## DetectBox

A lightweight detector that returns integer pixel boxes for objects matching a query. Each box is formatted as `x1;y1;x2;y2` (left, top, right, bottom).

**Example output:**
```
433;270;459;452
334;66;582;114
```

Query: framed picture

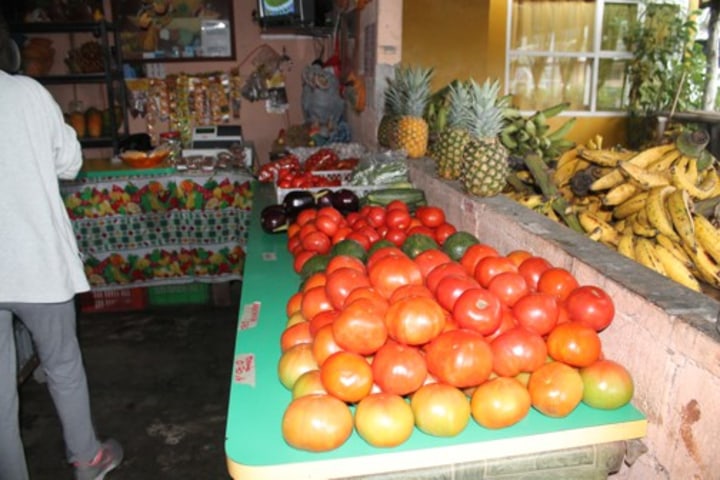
113;0;236;62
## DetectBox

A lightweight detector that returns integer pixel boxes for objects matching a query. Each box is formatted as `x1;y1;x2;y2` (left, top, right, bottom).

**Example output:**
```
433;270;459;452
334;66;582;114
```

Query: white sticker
233;353;256;386
262;252;277;261
239;301;260;330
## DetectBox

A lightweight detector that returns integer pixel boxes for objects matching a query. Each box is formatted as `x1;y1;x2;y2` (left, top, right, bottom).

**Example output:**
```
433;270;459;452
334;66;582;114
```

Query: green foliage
623;2;706;116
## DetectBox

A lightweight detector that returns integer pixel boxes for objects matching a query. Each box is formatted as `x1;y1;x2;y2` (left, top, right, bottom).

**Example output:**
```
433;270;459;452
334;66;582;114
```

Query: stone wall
408;158;720;480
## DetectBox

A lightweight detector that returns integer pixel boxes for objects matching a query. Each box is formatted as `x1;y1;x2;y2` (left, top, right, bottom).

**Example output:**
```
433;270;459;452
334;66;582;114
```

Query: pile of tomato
278;199;635;453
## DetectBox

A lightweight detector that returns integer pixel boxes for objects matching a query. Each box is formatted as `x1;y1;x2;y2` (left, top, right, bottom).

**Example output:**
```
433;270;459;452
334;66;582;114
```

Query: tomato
302;272;327;292
564;285;615;332
388;284;434;304
355;393;415;448
470;377;531;429
293;250;317;274
345;230;372;251
474;255;518;288
434;222;457;246
384;227;408;247
316;206;343;224
312;324;344;366
291;370;327;398
460;243;500;276
286;291;303;316
490;326;547;377
325;254;366;275
517;256;553;291
528;361;584;418
280;321;313;352
487;271;530;307
546;321;602;368
506;249;533;267
452;287;503;335
282;394;353;452
365;245;405;271
314;214;340;237
385;208;412;230
580;359;634;410
424;329;493;388
406;225;436;239
343;286;389;314
278;343;319;390
434;274;480;312
287;233;302;255
425;262;469;294
368;254;423;299
324;267;371;310
485;306;518;342
356;225;381;245
371;340;428;396
385;295;446;346
364;205;387;228
300;285;334;323
295;208;317;227
512;292;559;336
415;205;446;228
332;298;388;356
386;199;409;212
320;351;374;403
537;267;579;301
411;383;471;437
308;309;339;337
286;311;305;328
331;226;353;244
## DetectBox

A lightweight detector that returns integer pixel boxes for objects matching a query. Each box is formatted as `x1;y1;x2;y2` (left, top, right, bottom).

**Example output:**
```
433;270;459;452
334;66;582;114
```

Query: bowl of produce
119;147;170;169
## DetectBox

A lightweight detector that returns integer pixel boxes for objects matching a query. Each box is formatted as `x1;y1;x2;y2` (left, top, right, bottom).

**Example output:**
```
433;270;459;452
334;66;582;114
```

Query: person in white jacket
0;14;122;480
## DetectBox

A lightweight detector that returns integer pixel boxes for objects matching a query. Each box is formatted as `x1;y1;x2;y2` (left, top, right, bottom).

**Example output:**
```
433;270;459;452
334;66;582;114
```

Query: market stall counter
225;183;647;480
59;158;253;290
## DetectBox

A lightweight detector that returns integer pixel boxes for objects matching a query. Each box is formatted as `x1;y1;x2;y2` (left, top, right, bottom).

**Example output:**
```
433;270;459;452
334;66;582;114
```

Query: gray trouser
0;300;101;480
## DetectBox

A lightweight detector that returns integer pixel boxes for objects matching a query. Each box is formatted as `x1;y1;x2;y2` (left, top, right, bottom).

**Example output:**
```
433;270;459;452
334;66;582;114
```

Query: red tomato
485;306;518;342
413;248;452;277
511;292;559;336
528;362;584;418
366;246;405;271
460;243;501;276
537;267;579;301
364;205;387;228
286;291;303;317
314;214;339;237
415;206;446;228
546;321;602;368
280;321;313;352
580;359;634;409
308;309;339;337
287;233;302;255
425;262;469;294
301;272;327;293
386;199;409;212
517;256;553;291
434;274;480;312
316;206;343;223
487;271;530;307
564;285;615;332
451;287;503;335
434;222;457;246
357;225;381;245
384;227;408;247
293;250;317;274
343;286;389;313
325;267;371;310
368;254;423;299
424;329;493;388
474;255;518;288
325;254;366;275
388;284;434;304
332;298;388;356
410;383;471;437
354;393;415;448
300;285;334;323
320;351;374;403
490;326;548;377
331;226;353;244
385;295;446;346
295;208;317;226
371;340;428;396
278;343;319;390
470;377;531;429
406;225;436;239
282;394;353;452
312;324;344;366
385;208;412;230
345;230;372;251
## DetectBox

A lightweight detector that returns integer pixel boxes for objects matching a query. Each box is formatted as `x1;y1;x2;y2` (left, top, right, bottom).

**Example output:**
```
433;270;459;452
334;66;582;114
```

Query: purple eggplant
282;191;316;219
260;204;289;234
331;189;360;214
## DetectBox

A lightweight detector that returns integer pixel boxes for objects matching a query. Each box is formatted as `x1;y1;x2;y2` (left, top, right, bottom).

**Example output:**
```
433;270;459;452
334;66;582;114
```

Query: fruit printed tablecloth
60;171;252;288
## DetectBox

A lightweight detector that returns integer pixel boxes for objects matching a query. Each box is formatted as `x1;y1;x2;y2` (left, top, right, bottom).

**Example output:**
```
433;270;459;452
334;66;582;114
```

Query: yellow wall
401;0;629;147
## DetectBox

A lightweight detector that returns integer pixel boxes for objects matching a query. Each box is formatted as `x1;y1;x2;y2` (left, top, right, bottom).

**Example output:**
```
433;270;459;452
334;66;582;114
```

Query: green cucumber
364;188;427;209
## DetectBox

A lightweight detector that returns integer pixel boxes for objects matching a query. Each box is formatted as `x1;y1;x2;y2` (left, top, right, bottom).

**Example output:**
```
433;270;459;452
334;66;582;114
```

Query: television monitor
257;0;333;29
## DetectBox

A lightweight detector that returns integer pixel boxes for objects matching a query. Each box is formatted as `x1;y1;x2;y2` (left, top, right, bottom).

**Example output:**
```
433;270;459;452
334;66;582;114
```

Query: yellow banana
666;188;697;252
590;168;625;191
626;143;678;169
656;233;693;267
646;148;683;173
670;159;718;200
644;185;680;242
693;213;720;264
512;193;546;210
616;230;636;260
629;209;658;238
553;155;589;187
685;156;699;185
603;182;641;206
653;241;702;292
618;161;672;189
578;210;620;246
685;243;720;289
578;148;635;167
634;237;666;276
612;191;650;220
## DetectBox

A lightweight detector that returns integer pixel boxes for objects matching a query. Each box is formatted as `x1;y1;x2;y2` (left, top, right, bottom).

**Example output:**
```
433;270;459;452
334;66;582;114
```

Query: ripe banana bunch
499;102;577;161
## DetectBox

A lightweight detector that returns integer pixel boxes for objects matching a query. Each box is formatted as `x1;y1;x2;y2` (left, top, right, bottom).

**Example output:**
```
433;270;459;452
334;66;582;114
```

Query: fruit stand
224;183;647;480
59;159;253;290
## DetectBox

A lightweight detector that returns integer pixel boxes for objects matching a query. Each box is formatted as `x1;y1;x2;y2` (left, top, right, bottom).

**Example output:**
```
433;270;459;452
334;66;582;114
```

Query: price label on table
233;353;255;387
239;301;260;331
261;252;277;261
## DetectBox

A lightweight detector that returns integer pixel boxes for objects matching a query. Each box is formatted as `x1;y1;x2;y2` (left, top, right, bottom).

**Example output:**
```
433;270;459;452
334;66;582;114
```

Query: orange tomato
355;393;415;448
280;321;312;352
320;351;374;403
300;285;333;322
332;298;388;356
368;254;423;299
470;377;531;429
546;321;602;368
527;361;584;418
282;394;353;452
312;323;344;366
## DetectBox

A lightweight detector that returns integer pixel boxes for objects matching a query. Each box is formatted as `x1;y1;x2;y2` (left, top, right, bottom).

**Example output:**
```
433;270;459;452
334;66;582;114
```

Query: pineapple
389;65;434;158
460;79;510;197
377;73;404;148
435;80;474;180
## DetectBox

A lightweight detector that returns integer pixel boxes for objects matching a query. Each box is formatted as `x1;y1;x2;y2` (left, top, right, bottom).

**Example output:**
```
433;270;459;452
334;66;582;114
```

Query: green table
225;184;647;480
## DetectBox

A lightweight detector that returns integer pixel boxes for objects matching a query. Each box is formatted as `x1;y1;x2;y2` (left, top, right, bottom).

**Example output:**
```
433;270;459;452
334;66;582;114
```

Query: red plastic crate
78;288;147;314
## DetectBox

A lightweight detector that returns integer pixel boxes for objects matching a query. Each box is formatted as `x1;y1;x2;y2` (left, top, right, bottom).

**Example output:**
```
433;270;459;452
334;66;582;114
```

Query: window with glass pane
507;0;637;114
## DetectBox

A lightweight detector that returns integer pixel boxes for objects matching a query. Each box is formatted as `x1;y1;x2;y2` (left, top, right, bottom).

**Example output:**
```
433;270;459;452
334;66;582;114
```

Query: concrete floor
18;294;240;480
